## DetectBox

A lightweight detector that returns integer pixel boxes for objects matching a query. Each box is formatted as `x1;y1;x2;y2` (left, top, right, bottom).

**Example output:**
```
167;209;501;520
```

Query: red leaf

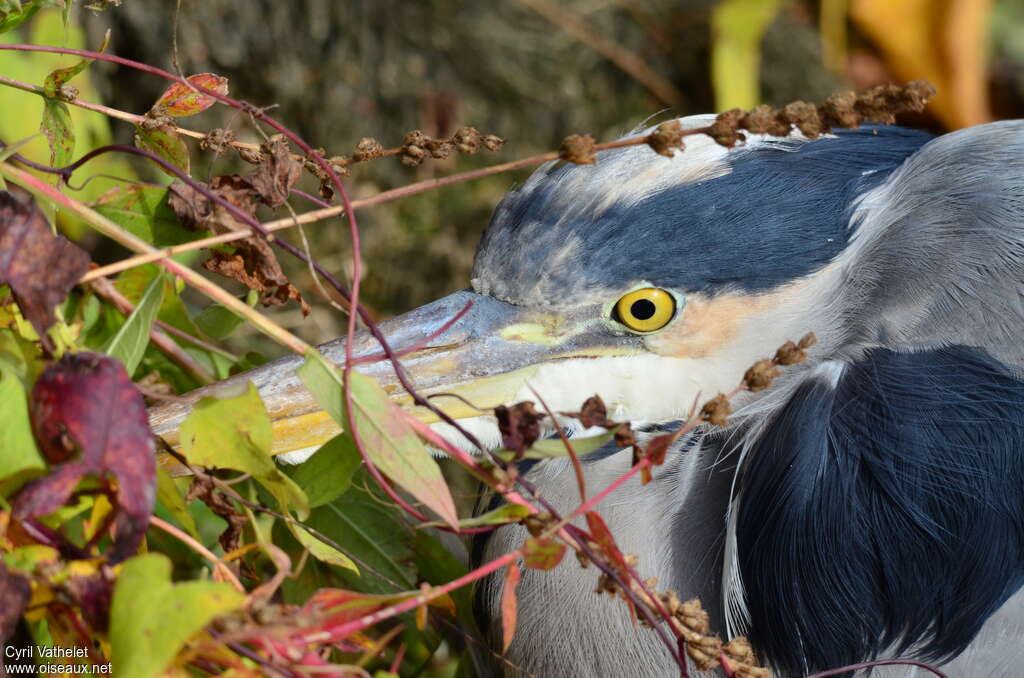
501;562;521;652
0;563;30;674
153;73;229;117
0;188;90;353
585;511;630;575
15;353;155;563
522;537;566;570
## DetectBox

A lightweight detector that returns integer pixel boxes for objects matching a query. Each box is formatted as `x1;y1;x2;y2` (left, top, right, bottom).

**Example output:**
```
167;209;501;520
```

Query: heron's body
151;116;1024;677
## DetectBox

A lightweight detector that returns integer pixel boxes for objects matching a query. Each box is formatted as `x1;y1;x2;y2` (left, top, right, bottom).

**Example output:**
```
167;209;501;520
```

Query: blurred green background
4;0;1024;365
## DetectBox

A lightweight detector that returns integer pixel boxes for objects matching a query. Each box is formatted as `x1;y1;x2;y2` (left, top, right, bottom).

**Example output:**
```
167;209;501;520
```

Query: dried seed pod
559;134;597;164
744;359;780;392
482;134;505;152
238;146;263;164
647;120;685;157
773;340;806;366
453;126;482;154
798;331;818;349
199;128;236;154
700;393;732;427
352;137;384;162
707;108;746;147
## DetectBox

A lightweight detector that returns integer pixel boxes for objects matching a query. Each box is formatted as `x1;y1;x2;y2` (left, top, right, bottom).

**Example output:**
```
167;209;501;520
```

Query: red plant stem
567;459;649;521
532;388;589;503
806;659;950;678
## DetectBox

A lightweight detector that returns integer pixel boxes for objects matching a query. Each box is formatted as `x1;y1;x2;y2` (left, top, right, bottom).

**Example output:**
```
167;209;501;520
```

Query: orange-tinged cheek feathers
644;292;773;359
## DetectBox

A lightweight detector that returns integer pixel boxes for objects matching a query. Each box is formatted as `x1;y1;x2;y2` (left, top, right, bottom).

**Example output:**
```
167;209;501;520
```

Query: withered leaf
15;352;155;563
0;187;90;353
562;395;615;428
168;177;308;315
185;474;247;554
0;563;30;671
247;135;302;207
495;402;546;456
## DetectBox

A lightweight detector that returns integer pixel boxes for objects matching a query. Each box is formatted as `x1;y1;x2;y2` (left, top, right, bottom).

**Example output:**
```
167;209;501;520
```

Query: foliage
0;2;1008;677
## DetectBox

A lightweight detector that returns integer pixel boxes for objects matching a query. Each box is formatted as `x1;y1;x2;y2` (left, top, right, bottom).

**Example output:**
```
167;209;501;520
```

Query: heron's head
150;116;940;461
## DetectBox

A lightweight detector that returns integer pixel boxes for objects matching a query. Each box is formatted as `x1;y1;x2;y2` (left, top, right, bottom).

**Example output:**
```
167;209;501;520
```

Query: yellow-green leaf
289;523;358;572
0;364;45;494
101;270;164;376
154;466;198;539
91;184;207;247
710;0;785;110
39;98;73;169
134;123;190;177
179;381;309;519
422;502;529;530
296;352;458;528
110;553;244;678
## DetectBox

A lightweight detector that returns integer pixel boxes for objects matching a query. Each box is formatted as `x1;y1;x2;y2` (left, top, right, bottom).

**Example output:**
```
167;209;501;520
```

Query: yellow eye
614;288;676;332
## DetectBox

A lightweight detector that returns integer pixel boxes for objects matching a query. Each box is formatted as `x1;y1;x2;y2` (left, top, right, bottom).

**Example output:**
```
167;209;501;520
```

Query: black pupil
630;298;657;321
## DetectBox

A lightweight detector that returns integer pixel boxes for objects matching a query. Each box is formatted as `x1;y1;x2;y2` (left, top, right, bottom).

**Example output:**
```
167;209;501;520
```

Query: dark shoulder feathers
736;346;1024;676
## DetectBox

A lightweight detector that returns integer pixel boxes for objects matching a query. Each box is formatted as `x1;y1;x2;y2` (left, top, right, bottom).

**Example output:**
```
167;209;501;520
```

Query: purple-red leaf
501;562;521;652
0;562;30;675
0;187;90;353
152;73;229;117
15;352;155;563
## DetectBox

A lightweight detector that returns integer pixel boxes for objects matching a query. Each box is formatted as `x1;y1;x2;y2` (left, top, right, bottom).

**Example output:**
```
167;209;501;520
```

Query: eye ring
614;288;676;333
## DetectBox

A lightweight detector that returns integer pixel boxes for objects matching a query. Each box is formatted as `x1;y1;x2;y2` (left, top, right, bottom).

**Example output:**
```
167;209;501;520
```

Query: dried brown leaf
495;402;546;456
0;187;90;353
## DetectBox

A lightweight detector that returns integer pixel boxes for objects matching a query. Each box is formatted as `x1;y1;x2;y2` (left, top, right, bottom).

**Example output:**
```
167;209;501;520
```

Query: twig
149;515;245;592
516;0;686;110
0;161;311;355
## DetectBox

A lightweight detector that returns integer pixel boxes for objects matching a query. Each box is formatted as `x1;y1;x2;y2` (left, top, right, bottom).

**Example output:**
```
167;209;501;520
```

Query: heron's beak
149;289;633;466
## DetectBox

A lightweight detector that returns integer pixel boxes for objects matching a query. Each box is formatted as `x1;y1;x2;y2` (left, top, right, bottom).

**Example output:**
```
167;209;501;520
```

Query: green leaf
285;433;361;508
193;303;244;340
422;502;529;530
0;365;45;495
179;381;309;519
0;0;57;34
110;553;244;678
295;472;418;593
134;123;190;177
154;466;198;539
91;184;207;247
40;98;73;169
297;352;458;528
289;522;358;572
101;271;165;375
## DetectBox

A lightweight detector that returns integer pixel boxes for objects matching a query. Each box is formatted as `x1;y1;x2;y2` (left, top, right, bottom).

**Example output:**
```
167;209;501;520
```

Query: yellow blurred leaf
851;0;993;129
710;0;786;110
